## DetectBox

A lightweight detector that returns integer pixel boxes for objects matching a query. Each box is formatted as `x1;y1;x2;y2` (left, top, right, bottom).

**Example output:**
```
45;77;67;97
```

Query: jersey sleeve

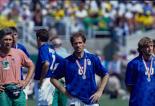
93;55;108;77
39;46;50;63
18;50;33;67
51;59;66;79
125;61;137;86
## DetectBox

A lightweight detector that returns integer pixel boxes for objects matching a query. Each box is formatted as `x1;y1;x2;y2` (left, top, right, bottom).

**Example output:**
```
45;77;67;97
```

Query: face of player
0;34;13;50
142;43;154;57
72;36;85;55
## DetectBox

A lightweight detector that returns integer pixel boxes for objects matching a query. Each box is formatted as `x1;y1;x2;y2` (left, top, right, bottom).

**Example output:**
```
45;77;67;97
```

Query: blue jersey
34;43;63;80
51;52;108;104
15;43;30;80
125;55;155;106
16;43;30;57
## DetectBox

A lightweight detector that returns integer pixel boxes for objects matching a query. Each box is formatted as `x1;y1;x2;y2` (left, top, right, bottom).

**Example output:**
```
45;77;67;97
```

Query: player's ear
84;43;86;47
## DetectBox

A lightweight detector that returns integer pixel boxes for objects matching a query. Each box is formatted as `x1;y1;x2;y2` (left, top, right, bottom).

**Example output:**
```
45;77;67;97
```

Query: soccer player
0;28;34;106
50;32;109;106
34;29;60;106
125;37;155;106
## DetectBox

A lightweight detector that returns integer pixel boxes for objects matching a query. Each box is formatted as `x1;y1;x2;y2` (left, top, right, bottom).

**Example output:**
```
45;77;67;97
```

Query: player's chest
0;56;21;71
67;58;93;74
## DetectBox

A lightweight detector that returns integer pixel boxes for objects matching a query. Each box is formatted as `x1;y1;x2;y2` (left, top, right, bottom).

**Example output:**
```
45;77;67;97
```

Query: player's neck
0;47;11;55
74;51;84;59
39;42;47;47
143;55;152;61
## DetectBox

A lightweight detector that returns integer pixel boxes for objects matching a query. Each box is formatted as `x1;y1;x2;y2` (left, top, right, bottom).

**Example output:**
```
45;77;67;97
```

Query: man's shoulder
39;44;55;53
85;52;99;60
9;48;27;59
11;48;25;54
128;56;141;65
65;54;72;60
11;48;22;52
39;43;49;49
85;52;95;56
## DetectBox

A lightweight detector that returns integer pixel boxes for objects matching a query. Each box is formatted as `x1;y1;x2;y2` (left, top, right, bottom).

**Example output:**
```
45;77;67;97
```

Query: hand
17;80;28;89
89;90;102;103
0;84;4;92
64;90;73;98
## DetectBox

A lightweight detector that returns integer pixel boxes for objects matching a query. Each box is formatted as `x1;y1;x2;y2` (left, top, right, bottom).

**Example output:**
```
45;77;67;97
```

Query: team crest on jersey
2;60;10;70
87;59;91;65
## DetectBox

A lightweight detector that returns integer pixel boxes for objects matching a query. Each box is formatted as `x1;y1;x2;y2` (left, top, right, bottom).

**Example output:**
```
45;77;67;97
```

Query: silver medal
142;56;153;82
82;74;86;79
147;77;151;82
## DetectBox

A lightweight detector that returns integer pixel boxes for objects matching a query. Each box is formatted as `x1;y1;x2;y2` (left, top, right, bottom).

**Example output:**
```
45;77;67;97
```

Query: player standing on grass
34;29;60;106
50;32;109;106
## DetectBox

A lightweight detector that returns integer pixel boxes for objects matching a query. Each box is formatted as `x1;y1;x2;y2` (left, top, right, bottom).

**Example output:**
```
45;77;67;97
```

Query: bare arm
18;62;35;89
24;63;35;86
90;74;109;103
39;61;50;86
50;78;71;97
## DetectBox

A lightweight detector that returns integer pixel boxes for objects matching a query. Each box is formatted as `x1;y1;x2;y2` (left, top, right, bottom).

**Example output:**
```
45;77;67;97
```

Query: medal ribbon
142;56;153;81
76;59;87;76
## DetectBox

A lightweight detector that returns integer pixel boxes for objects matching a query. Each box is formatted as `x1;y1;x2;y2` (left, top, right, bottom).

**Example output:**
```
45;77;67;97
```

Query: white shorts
34;78;55;106
23;80;34;100
67;98;99;106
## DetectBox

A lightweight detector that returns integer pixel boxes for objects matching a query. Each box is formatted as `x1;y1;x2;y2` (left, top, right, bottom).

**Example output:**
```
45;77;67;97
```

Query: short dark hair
70;31;86;45
36;29;49;42
0;28;13;40
137;37;153;54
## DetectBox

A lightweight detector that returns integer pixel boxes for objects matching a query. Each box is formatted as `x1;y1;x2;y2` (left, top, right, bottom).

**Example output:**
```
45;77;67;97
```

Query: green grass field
27;94;128;106
99;95;128;106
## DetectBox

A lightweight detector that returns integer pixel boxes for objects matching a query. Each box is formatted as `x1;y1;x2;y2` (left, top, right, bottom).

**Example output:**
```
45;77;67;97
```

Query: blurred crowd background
1;0;155;105
1;0;155;37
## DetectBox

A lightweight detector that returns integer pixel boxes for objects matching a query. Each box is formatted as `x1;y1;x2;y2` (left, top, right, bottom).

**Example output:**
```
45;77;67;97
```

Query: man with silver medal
50;32;109;106
125;37;155;106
